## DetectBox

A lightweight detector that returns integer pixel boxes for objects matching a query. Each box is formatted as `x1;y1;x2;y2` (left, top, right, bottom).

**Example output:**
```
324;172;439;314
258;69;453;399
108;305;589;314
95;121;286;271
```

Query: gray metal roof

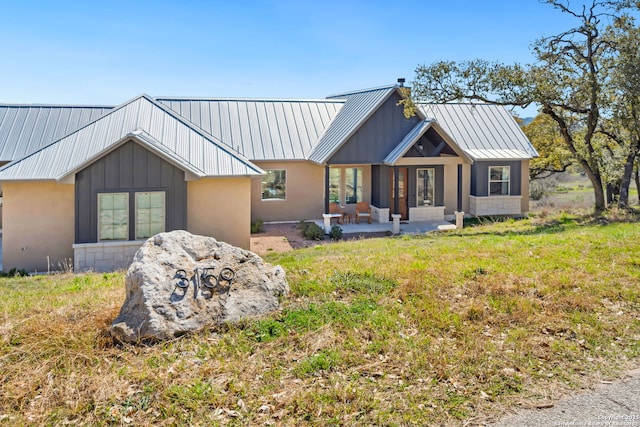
307;86;397;164
0;95;263;181
383;120;433;165
0;104;112;162
383;120;471;165
156;98;343;161
420;103;538;160
463;148;533;160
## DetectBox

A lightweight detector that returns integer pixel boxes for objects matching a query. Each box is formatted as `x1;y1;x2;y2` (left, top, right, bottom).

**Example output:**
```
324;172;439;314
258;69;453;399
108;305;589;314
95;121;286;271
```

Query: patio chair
355;201;372;224
329;202;344;224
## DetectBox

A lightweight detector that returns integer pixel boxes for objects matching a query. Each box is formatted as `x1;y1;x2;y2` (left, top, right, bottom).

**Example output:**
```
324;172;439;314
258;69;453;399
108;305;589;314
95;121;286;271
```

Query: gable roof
420;103;538;160
0;104;112;162
0;87;538;178
307;86;401;164
383;120;472;165
0;95;263;181
156;98;343;161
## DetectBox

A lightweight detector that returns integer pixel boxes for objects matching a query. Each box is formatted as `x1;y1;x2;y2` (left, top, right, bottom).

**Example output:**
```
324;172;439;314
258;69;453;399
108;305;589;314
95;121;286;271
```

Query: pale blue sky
0;1;580;115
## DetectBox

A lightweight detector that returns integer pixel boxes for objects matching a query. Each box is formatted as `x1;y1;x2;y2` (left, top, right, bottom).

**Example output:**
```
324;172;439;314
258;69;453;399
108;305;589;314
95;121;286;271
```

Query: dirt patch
250;223;320;255
250;222;389;256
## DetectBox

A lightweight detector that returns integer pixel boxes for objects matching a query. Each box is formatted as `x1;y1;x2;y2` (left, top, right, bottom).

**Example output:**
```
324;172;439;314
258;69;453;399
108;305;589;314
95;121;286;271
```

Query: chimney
397;77;406;87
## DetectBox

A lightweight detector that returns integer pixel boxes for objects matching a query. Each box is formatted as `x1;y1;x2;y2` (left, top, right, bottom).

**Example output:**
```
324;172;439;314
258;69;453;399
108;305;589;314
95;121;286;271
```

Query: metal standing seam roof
307;86;398;164
0;104;113;162
156;98;344;161
0;95;263;181
420;103;538;160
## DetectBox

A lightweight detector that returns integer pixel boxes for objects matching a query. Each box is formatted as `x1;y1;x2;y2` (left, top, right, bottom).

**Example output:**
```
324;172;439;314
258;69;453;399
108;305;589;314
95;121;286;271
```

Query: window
135;192;166;240
329;167;364;204
417;168;435;206
345;167;363;204
489;166;510;196
329;168;341;203
262;170;286;200
98;191;166;241
98;193;129;240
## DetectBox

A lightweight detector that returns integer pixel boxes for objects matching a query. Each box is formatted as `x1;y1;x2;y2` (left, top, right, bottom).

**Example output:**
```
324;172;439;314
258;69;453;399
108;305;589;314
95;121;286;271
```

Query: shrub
329;224;343;241
529;177;558;201
300;221;324;241
0;268;29;278
250;219;264;234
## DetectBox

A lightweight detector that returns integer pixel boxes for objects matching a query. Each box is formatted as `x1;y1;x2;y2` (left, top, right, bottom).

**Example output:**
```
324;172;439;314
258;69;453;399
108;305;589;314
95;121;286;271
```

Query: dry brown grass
1;216;640;425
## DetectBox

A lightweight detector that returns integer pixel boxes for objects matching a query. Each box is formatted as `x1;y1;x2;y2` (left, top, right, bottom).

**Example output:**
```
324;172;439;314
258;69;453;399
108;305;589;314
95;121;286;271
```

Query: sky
0;1;587;116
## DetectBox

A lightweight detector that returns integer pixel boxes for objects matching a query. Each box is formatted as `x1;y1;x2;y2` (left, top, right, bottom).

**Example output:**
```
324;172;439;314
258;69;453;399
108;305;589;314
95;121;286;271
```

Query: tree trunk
617;151;637;208
574;157;606;212
635;161;640;206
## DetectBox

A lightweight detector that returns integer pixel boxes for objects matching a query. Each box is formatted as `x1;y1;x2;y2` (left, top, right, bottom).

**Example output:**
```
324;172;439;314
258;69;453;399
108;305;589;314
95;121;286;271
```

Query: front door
390;167;408;219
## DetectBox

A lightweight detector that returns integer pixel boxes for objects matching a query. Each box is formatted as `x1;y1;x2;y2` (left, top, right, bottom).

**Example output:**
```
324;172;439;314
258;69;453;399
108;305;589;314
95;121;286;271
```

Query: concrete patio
315;219;457;235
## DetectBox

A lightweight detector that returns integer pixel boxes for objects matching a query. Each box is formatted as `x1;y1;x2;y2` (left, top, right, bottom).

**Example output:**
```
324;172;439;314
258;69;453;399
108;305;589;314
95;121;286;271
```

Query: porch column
324;165;330;213
457;164;463;212
393;166;400;215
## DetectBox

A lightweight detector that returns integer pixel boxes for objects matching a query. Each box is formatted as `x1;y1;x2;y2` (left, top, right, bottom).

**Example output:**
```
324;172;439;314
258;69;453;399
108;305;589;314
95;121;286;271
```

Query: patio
250;219;459;256
315;219;457;235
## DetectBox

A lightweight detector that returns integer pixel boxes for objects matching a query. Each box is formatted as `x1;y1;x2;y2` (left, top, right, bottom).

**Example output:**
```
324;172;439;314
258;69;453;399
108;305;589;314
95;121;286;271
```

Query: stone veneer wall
409;206;446;222
469;195;522;216
73;241;144;272
371;205;390;223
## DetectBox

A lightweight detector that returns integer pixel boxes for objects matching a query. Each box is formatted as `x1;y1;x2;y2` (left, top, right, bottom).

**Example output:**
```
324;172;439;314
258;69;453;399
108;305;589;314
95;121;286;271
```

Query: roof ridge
418;102;495;106
0;103;114;108
325;84;398;99
155;97;344;103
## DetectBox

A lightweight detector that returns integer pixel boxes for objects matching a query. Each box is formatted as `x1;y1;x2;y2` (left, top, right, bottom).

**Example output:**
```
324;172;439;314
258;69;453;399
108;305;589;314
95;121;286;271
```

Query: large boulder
110;230;288;343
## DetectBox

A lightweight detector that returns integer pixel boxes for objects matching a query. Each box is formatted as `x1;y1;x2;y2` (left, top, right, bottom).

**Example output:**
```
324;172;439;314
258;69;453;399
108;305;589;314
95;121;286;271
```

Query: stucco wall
187;177;251;248
251;161;325;222
3;181;75;272
521;160;530;213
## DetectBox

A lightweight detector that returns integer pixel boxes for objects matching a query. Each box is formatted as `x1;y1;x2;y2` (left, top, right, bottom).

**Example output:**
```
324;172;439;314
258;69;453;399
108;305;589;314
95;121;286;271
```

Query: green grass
1;214;640;425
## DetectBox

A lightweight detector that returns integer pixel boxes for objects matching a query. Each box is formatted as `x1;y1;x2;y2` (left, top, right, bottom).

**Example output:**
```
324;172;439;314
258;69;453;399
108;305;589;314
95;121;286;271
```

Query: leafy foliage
299;220;324;241
329;224;343;241
411;0;640;212
523;114;574;179
250;218;264;233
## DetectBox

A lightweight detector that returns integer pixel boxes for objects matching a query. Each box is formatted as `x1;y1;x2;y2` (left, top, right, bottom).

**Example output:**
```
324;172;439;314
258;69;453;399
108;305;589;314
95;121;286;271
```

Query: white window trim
261;169;287;201
416;167;436;207
98;192;129;242
135;191;166;240
489;166;511;196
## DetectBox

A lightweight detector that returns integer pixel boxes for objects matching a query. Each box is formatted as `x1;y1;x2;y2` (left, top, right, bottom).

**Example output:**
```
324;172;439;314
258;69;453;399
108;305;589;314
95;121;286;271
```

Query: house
0;83;537;273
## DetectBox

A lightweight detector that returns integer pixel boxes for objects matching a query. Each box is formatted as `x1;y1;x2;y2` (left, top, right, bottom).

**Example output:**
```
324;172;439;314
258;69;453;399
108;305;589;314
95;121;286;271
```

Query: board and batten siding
328;93;421;165
470;161;522;197
75;140;187;243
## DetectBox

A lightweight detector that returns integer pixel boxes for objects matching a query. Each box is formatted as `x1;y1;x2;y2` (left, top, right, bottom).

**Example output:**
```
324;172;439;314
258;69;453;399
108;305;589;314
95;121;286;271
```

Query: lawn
1;214;639;426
